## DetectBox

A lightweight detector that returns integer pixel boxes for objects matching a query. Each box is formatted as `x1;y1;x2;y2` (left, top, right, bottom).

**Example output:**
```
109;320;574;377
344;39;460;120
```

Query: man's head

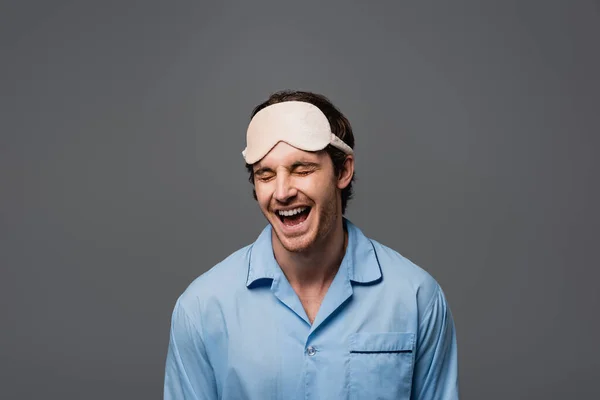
243;90;356;253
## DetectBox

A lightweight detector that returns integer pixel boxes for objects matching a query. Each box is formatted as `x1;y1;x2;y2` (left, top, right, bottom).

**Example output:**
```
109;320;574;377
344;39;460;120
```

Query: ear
337;155;354;190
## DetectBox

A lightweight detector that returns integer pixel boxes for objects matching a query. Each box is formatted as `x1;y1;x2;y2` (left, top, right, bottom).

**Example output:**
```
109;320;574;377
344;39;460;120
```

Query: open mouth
277;206;311;227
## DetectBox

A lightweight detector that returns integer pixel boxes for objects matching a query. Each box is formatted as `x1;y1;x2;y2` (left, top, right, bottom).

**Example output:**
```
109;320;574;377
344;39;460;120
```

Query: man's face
252;142;347;253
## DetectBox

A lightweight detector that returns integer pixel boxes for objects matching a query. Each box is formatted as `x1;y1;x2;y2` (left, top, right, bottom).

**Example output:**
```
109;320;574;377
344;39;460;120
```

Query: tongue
283;210;309;226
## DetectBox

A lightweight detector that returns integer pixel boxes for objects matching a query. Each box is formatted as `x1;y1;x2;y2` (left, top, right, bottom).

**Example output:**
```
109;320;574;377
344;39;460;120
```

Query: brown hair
245;90;356;214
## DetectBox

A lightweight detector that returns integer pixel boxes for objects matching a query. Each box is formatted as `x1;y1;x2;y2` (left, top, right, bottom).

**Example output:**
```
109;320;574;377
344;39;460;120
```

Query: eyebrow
253;161;320;175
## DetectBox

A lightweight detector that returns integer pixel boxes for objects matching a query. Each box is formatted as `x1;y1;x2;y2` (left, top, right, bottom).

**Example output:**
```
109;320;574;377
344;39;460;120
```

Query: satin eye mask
242;101;354;164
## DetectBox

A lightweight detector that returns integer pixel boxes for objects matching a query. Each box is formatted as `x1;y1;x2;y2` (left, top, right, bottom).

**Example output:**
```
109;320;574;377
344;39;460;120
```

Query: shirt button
306;346;317;356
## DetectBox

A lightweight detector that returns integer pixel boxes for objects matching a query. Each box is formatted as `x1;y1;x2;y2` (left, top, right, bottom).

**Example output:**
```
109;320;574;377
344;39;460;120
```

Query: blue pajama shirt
164;219;459;399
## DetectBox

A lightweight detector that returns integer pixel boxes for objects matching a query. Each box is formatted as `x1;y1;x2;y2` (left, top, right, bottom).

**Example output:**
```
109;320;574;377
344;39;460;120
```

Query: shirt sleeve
164;299;218;400
411;285;459;400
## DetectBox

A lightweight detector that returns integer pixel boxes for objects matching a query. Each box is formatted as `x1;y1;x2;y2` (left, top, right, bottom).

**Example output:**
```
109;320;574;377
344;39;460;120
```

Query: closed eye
256;174;275;182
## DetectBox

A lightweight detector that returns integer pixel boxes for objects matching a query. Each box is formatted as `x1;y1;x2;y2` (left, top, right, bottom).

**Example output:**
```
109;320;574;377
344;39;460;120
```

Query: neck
272;218;347;289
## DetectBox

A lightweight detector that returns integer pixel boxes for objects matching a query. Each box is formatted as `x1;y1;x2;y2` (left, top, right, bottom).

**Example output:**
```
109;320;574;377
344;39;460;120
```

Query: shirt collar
343;219;382;283
246;224;281;287
246;218;381;287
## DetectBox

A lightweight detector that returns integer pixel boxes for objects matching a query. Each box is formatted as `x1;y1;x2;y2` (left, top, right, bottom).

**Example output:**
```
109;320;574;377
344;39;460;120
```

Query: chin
271;219;318;253
278;236;314;253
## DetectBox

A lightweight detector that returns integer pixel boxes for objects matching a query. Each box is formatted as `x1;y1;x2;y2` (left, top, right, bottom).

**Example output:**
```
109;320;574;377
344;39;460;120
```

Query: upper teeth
278;207;307;217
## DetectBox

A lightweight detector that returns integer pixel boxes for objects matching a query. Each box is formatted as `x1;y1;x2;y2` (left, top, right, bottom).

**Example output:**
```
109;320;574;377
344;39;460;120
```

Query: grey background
1;1;599;399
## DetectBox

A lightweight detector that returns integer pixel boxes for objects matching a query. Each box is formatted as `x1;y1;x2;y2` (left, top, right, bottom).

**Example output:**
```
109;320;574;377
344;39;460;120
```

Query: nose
273;173;297;203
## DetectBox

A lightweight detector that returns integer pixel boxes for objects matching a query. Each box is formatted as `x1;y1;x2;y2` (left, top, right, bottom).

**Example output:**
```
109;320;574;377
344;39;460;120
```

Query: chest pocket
347;332;416;400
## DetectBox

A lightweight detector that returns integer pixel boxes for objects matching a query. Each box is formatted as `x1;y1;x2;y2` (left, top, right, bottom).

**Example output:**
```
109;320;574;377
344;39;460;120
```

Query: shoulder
369;238;444;317
370;239;439;289
176;244;253;313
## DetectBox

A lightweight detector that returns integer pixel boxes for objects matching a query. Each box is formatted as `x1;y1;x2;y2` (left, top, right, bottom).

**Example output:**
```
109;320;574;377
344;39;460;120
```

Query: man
164;90;459;399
